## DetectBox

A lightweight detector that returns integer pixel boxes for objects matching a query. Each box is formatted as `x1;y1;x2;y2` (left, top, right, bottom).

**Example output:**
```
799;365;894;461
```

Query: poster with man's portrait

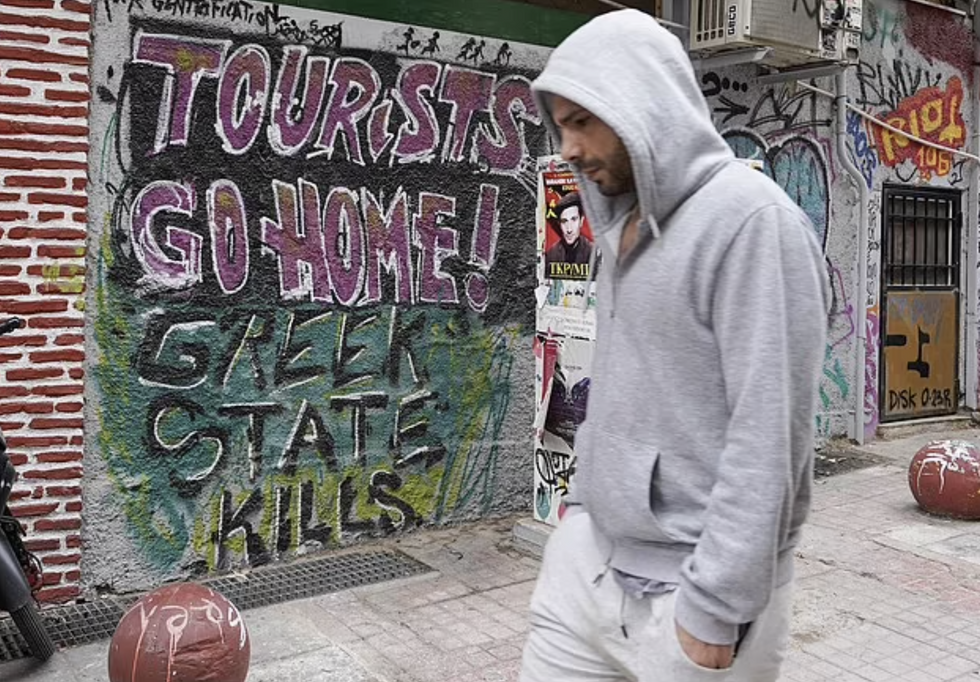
541;171;597;281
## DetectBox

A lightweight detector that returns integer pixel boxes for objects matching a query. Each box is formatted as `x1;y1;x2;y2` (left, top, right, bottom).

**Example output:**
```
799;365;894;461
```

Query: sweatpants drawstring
591;549;628;638
619;589;628;639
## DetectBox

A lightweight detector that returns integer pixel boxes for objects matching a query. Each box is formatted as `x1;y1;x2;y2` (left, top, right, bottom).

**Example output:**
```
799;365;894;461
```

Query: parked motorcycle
0;317;55;661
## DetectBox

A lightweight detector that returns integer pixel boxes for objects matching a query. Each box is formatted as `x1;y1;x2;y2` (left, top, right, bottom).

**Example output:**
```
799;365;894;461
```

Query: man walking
521;9;829;682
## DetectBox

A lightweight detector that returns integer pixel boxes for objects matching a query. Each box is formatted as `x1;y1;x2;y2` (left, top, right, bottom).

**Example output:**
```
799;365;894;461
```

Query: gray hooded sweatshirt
531;10;830;645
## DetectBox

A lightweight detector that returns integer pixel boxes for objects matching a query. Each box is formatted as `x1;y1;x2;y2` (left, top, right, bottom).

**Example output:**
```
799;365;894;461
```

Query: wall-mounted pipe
834;70;871;445
965;10;980;413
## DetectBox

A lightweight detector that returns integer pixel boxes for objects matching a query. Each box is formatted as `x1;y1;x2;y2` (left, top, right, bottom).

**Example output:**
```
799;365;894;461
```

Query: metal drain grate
0;548;432;663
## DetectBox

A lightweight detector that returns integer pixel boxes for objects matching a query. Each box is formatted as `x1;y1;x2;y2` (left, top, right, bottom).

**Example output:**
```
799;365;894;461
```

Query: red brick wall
0;0;89;604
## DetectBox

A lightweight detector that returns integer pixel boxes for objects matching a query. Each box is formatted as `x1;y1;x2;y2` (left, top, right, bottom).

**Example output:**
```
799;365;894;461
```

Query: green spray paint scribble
94;263;517;572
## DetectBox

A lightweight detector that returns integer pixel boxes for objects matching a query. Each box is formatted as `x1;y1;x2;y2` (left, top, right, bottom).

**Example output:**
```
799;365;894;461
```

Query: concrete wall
701;0;974;444
0;0;90;603
84;2;553;591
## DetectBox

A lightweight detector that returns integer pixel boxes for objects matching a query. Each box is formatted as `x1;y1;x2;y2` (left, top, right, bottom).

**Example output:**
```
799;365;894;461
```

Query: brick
45;89;87;103
32;383;82;396
12;227;85;240
0;84;31;97
8;489;29;501
0;281;30;295
0;265;19;275
0;45;88;66
68;72;86;84
0;245;30;258
54;333;83;345
71;177;84;190
1;0;55;7
8;367;63;381
45;485;80;496
63;501;80;512
0;102;86;118
37;211;64;222
61;0;88;12
69;434;81;445
0;191;19;201
29;192;87;207
0;334;45;347
0;119;86;137
41;571;63;586
34;517;81;532
0;419;24;430
37;245;86;258
68;367;82;379
5;67;59;82
41;552;80;564
37;585;79;603
0;385;28;398
64;534;80;547
0;46;86;66
0;300;68;315
0;28;47;44
38;450;81;462
0;210;28;222
27;264;83;277
0;157;86;172
30;417;83;430
24;538;60;552
54;402;82;413
7;453;26;465
37;280;84;295
0;139;88;153
10;501;58;517
5;176;65;189
59;37;88;47
0;12;89;32
0;401;53;414
0;351;22;362
7;434;68;447
31;349;84;363
28;316;84;328
22;466;82;479
71;210;84;222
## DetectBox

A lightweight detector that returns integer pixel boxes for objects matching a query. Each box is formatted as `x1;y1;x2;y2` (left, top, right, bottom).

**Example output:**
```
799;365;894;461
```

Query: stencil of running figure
398;26;420;54
495;42;513;66
457;37;476;60
421;31;441;55
469;39;486;63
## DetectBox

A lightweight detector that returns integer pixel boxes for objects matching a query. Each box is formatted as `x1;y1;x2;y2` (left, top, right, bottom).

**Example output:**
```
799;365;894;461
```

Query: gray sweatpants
519;512;793;682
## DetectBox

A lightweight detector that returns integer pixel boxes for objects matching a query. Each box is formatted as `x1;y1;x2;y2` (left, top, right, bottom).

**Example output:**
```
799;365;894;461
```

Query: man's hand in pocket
675;622;735;670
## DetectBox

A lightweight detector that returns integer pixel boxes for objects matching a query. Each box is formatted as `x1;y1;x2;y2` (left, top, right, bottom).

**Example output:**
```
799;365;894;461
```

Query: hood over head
531;9;734;238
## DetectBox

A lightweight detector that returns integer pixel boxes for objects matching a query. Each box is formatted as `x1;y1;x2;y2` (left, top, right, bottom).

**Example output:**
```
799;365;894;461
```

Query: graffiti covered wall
701;0;973;443
86;1;550;589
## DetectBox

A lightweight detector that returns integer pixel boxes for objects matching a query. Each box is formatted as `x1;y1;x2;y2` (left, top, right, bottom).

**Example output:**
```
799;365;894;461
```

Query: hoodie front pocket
587;430;679;543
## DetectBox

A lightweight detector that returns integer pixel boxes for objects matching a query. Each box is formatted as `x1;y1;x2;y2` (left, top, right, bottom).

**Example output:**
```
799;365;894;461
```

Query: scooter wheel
11;602;55;661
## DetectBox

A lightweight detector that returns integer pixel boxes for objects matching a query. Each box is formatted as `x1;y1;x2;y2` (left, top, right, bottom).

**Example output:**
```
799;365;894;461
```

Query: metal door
880;186;961;422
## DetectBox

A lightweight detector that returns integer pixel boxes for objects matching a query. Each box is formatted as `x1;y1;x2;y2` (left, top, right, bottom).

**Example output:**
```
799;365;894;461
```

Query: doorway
880;186;961;422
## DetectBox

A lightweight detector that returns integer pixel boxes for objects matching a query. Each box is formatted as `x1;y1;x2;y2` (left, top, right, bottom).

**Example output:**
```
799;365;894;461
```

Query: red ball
908;440;980;520
108;583;250;682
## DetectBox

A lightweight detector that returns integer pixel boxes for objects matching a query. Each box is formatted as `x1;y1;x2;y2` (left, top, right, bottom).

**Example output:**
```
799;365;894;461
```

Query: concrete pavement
5;428;980;681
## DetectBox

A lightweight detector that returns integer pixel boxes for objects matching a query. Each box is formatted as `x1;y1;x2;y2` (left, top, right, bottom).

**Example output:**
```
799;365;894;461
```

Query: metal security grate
883;187;961;288
0;548;432;663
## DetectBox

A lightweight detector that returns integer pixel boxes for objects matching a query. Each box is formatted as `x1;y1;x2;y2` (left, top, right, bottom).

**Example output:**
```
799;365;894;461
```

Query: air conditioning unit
690;0;861;69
